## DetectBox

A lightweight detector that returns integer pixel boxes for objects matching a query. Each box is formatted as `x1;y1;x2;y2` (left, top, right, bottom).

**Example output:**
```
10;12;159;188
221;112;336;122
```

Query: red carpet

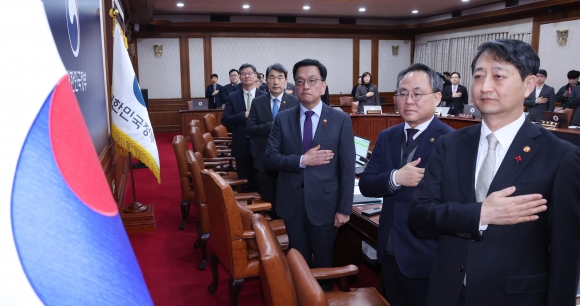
125;131;379;305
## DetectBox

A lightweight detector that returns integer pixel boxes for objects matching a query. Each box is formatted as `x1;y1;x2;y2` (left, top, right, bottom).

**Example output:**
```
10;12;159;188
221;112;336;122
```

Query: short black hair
292;59;327;81
229;69;239;76
471;39;539;81
568;70;580;79
361;72;372;84
451;72;461;78
239;63;257;74
266;63;288;79
210;73;218;79
443;72;451;77
537;69;547;77
396;63;444;93
258;73;264;79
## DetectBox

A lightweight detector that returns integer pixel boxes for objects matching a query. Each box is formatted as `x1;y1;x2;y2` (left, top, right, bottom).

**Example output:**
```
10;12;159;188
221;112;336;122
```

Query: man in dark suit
204;73;223;109
285;82;296;96
567;84;580;126
523;69;555;122
265;59;355;291
220;69;243;109
247;63;299;219
408;39;580;306
359;63;454;306
222;63;266;192
257;72;269;93
441;72;469;115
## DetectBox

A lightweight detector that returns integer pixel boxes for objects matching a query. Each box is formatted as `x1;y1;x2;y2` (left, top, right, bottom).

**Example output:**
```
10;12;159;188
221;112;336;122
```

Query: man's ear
523;75;537;97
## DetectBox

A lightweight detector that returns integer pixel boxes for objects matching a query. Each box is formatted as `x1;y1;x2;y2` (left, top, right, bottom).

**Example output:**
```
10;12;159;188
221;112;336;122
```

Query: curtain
413;32;532;102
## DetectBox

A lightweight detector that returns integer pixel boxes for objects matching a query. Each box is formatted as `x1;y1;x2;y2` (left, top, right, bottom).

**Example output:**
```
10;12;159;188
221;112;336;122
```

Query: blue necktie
272;98;279;119
303;111;314;153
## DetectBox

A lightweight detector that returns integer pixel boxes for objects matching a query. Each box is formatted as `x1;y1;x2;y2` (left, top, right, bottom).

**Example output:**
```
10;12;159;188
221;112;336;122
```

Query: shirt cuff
299;155;306;168
479;221;488;231
389;170;401;191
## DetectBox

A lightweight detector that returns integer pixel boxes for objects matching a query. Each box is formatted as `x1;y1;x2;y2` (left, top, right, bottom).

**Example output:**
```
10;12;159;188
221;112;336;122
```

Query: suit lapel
280;94;293;112
312;104;331;146
263;95;273;121
457;125;481;202
289;106;303;151
488;121;540;193
414;118;441;165
391;125;404;168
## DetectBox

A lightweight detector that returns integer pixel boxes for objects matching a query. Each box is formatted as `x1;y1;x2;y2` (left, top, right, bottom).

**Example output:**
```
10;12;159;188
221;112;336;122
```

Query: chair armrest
241;230;255;239
213;139;230;144
310;265;358;280
226;179;248;186
234;193;262;201
213;137;232;141
245;202;272;212
204;161;228;167
216;149;232;154
204;157;235;162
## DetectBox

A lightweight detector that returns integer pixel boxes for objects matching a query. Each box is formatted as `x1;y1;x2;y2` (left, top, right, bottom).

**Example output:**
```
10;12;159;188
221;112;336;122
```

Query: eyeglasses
536;75;546;78
295;78;322;87
395;92;437;102
268;76;285;81
240;72;255;77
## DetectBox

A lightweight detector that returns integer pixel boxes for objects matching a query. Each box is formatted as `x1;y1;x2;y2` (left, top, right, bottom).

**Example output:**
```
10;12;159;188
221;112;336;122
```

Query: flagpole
124;151;147;213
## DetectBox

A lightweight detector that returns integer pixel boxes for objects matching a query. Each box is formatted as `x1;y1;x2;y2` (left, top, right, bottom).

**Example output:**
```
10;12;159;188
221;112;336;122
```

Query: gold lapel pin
282;101;286;105
430;138;435;142
523;146;531;153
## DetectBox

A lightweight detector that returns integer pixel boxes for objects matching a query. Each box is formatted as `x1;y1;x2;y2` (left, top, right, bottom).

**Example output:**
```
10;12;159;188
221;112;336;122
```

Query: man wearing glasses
359;63;453;306
220;69;242;108
222;63;266;192
265;59;355;291
523;69;555;122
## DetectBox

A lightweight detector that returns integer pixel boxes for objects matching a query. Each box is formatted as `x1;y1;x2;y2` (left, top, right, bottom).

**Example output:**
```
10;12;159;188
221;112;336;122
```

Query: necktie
475;133;499;202
247;92;252;109
303;111;314;153
272;98;279;119
453;86;457;94
406;129;419;147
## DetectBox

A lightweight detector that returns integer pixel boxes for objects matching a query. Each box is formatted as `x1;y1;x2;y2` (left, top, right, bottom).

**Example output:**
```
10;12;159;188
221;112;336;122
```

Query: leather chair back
253;214;297;306
189;126;207;157
563;108;574;125
350;101;359;114
205;141;220;159
213;125;229;138
190;119;203;130
204;114;219;135
287;249;329;306
201;169;255;279
187;100;194;110
340;96;353;106
172;135;194;201
186;150;209;233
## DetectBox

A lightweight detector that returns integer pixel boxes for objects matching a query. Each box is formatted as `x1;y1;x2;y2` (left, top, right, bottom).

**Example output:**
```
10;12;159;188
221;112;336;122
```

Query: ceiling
151;0;507;19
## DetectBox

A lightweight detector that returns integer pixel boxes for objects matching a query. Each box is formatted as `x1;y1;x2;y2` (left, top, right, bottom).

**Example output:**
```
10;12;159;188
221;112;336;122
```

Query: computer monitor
354;135;371;164
363;105;382;114
435;107;450;117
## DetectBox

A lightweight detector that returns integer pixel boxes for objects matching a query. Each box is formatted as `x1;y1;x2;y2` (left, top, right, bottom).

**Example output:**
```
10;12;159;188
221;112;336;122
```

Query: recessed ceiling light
176;2;184;7
412;10;419;14
242;4;250;9
462;0;469;2
303;5;310;10
359;8;366;12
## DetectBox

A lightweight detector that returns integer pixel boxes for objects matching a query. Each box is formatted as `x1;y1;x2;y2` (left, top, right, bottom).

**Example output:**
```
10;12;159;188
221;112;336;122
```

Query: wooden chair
350;101;359;114
252;214;390;306
201;169;288;306
186;151;262;270
171;135;194;230
563;108;574;126
204;113;232;139
189;126;235;170
339;96;353;106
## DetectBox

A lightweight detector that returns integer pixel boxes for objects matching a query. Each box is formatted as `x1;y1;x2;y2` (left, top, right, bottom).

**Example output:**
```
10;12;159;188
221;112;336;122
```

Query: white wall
137;38;182;99
359;40;372;77
378;40;412;92
188;38;205;98
539;19;580;89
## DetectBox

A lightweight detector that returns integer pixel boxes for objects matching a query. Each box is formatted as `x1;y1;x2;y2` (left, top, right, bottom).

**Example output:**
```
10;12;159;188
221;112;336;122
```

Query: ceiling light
462;0;469;2
359;8;366;12
176;2;184;7
242;4;250;9
303;5;310;10
412;10;419;13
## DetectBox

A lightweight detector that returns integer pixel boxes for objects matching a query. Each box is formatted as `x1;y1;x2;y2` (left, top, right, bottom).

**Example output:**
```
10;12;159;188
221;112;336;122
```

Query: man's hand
480;186;547;226
301;145;333;167
394;158;424;187
366;92;374;97
285;89;293;95
213;89;219;96
334;213;350;227
245;109;250;118
535;97;548;104
452;92;462;98
564;91;570;98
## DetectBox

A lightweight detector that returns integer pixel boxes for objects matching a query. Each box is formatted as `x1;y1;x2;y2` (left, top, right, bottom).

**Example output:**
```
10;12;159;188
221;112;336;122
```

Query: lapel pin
515;156;522;163
430;138;435;142
282;101;286;106
323;119;327;126
523;146;530;153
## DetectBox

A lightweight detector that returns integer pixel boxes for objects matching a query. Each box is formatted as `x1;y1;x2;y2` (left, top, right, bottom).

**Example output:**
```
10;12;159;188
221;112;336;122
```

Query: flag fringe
111;124;161;184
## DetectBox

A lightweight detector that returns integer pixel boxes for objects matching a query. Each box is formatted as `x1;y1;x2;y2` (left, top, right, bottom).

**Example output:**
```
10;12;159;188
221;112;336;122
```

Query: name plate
540;120;560;128
366;110;382;114
458;113;474;119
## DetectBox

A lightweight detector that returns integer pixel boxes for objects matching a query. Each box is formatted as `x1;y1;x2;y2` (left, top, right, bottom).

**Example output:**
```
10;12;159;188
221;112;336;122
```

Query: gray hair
396;63;444;93
265;63;288;79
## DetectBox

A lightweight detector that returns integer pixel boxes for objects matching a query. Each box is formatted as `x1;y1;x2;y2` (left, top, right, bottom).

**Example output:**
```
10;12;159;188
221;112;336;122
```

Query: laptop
435;107;450;117
354;135;371;174
463;105;482;118
363;105;382;114
191;98;209;110
543;111;569;128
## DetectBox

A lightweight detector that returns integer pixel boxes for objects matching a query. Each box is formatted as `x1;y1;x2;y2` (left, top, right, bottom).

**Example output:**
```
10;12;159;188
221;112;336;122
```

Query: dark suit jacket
259;83;269;93
246;93;300;171
220;83;243;108
355;84;380;113
359;117;454;279
524;85;556;122
264;103;355;226
285;82;297;96
566;85;580;126
408;119;580;306
222;88;267;157
205;83;223;109
441;84;469;115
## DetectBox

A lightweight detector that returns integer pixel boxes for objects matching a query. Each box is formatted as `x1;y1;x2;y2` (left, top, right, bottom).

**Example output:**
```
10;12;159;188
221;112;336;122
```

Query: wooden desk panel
178;109;223;136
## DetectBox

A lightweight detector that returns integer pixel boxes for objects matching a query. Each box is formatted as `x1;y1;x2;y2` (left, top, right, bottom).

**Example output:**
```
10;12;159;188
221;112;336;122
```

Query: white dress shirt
243;87;257;109
535;85;544;100
270;93;283;112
